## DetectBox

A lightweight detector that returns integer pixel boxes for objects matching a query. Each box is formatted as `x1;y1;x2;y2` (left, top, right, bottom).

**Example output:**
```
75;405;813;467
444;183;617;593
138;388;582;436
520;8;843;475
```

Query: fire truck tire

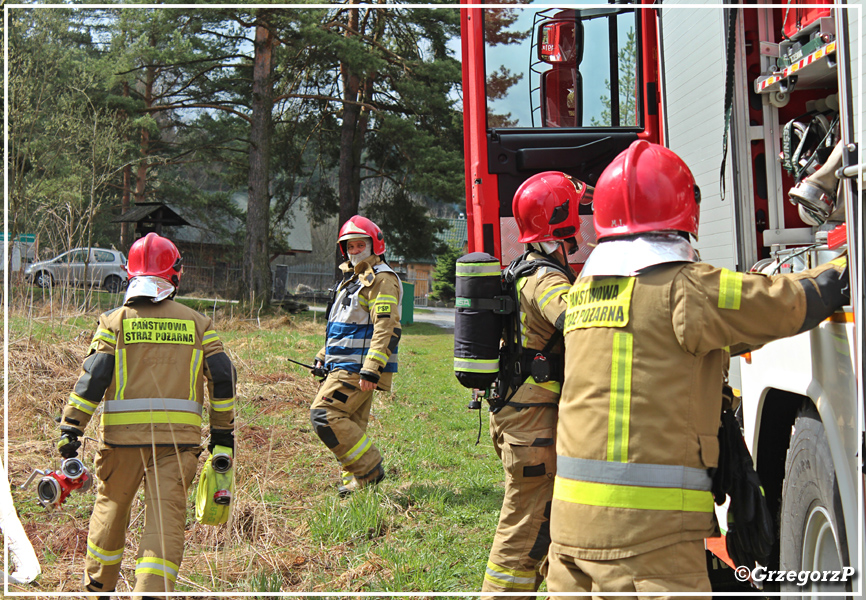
779;406;850;596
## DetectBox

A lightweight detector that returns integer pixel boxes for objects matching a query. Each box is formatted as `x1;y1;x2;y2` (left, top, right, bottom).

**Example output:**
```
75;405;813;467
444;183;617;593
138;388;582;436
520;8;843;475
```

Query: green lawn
7;302;504;594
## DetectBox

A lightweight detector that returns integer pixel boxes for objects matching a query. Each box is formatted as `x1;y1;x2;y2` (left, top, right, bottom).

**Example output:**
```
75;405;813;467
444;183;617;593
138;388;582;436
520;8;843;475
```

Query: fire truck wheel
779;406;850;595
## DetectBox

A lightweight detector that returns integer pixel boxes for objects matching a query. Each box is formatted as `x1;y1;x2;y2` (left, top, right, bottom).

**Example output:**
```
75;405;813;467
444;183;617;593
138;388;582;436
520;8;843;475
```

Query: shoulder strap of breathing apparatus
493;250;573;410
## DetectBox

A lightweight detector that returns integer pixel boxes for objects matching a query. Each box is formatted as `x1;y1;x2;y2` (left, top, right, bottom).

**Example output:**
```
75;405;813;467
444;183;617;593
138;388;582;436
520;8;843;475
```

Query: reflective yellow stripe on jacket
101;398;203;428
554;315;712;514
554;455;714;513
517;276;562;394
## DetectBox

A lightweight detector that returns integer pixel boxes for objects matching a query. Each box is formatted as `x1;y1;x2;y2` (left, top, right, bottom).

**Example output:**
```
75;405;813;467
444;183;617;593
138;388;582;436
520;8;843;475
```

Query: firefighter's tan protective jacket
552;259;846;560
60;299;235;447
315;254;402;391
511;251;574;394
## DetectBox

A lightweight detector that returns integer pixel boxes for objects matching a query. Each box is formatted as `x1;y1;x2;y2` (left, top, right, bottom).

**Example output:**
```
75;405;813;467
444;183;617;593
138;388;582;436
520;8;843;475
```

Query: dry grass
4;304;358;594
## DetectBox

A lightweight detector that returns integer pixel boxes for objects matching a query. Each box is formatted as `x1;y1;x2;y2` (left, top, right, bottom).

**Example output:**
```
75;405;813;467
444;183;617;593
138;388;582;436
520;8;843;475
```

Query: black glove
360;369;380;385
713;409;774;568
57;426;83;459
311;359;326;379
209;429;234;453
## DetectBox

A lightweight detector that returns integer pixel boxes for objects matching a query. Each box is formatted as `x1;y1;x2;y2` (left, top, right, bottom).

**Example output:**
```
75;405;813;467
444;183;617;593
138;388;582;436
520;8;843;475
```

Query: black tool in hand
287;357;327;378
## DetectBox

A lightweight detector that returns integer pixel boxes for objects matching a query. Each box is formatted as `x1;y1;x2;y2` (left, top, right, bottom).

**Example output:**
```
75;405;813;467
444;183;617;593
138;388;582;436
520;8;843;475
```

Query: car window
68;250;88;263
93;250;115;263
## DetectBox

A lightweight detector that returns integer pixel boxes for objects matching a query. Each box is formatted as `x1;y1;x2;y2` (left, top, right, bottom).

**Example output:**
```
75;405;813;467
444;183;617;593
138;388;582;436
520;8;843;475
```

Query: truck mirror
542;69;583;127
537;18;583;66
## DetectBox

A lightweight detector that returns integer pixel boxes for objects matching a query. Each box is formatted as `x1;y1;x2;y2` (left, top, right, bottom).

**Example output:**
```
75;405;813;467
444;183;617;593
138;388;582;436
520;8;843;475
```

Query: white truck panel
660;1;738;272
741;320;859;580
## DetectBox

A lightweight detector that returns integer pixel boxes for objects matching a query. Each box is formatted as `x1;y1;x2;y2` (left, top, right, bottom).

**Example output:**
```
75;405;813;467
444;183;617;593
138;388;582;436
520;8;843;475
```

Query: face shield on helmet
592;140;701;241
337;215;386;259
512;171;591;245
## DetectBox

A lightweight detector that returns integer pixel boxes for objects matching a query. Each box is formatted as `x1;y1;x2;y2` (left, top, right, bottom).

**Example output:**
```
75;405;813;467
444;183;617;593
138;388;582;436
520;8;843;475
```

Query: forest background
7;1;523;304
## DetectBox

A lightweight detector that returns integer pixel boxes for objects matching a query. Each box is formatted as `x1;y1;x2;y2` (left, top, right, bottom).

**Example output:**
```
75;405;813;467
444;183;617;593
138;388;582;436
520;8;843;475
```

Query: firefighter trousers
481;383;558;599
310;371;383;486
83;444;200;595
546;539;712;599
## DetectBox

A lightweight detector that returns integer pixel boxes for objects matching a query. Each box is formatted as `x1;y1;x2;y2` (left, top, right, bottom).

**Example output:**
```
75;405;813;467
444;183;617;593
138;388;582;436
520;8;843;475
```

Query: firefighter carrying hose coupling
481;172;590;599
56;232;237;597
309;215;402;497
545;140;849;597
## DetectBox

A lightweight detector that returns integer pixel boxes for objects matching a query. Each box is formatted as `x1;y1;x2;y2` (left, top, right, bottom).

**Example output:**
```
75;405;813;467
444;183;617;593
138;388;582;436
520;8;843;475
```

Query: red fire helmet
593;140;700;240
337;215;385;257
512;171;591;243
126;233;183;286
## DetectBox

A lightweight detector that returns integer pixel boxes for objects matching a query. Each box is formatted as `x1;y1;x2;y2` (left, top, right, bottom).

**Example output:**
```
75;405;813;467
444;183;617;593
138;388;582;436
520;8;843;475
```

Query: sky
482;1;638;128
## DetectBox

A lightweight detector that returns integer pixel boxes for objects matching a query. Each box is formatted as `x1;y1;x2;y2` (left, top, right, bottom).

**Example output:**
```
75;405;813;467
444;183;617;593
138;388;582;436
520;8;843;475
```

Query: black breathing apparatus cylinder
453;252;513;391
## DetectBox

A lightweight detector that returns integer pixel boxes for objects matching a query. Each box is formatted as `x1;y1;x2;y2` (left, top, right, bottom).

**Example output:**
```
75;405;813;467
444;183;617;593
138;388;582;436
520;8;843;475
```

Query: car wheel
34;271;53;289
779;406;850;598
103;275;123;294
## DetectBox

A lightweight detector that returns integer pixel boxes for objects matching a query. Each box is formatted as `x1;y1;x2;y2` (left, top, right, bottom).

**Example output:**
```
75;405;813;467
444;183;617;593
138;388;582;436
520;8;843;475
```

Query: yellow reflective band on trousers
553;476;714;513
607;332;633;463
135;556;179;582
484;560;537;590
210;397;235;412
87;538;123;566
340;433;372;467
718;269;743;310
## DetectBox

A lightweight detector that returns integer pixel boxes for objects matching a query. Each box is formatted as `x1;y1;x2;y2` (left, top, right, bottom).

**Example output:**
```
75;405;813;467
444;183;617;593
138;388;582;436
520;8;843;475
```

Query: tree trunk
121;81;132;251
338;3;362;228
243;16;274;306
134;48;156;204
336;3;366;275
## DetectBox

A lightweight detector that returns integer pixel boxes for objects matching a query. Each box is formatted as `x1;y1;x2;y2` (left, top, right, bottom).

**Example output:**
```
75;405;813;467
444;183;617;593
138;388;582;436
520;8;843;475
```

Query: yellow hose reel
195;445;234;525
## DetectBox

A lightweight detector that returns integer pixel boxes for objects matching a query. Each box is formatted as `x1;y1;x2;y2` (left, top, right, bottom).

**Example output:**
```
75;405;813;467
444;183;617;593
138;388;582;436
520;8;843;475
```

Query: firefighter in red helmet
546;141;849;595
308;215;402;496
480;172;590;598
57;232;236;595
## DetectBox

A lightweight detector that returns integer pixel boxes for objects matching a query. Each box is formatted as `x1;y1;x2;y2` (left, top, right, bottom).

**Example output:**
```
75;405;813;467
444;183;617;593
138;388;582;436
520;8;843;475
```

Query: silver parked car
25;248;128;293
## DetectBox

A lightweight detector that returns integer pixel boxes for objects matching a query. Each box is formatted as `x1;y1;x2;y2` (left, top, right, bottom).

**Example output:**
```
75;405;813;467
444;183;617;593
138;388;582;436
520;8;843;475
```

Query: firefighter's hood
581;233;699;277
124;275;176;304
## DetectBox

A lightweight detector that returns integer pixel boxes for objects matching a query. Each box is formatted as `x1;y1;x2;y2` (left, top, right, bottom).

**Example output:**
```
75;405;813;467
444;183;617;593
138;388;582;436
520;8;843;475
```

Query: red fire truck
461;0;862;594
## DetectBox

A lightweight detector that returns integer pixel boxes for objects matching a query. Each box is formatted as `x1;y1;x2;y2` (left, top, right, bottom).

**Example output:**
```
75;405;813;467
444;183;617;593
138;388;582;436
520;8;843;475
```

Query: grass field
5;293;504;594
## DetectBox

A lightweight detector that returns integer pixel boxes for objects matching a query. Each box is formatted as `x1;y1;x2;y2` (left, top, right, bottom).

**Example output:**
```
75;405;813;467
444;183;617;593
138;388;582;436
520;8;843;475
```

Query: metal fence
275;264;429;307
175;263;430;306
180;265;244;299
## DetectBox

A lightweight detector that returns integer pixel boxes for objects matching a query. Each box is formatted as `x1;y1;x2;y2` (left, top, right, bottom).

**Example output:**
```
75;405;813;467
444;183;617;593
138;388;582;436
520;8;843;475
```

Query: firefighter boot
338;463;385;497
